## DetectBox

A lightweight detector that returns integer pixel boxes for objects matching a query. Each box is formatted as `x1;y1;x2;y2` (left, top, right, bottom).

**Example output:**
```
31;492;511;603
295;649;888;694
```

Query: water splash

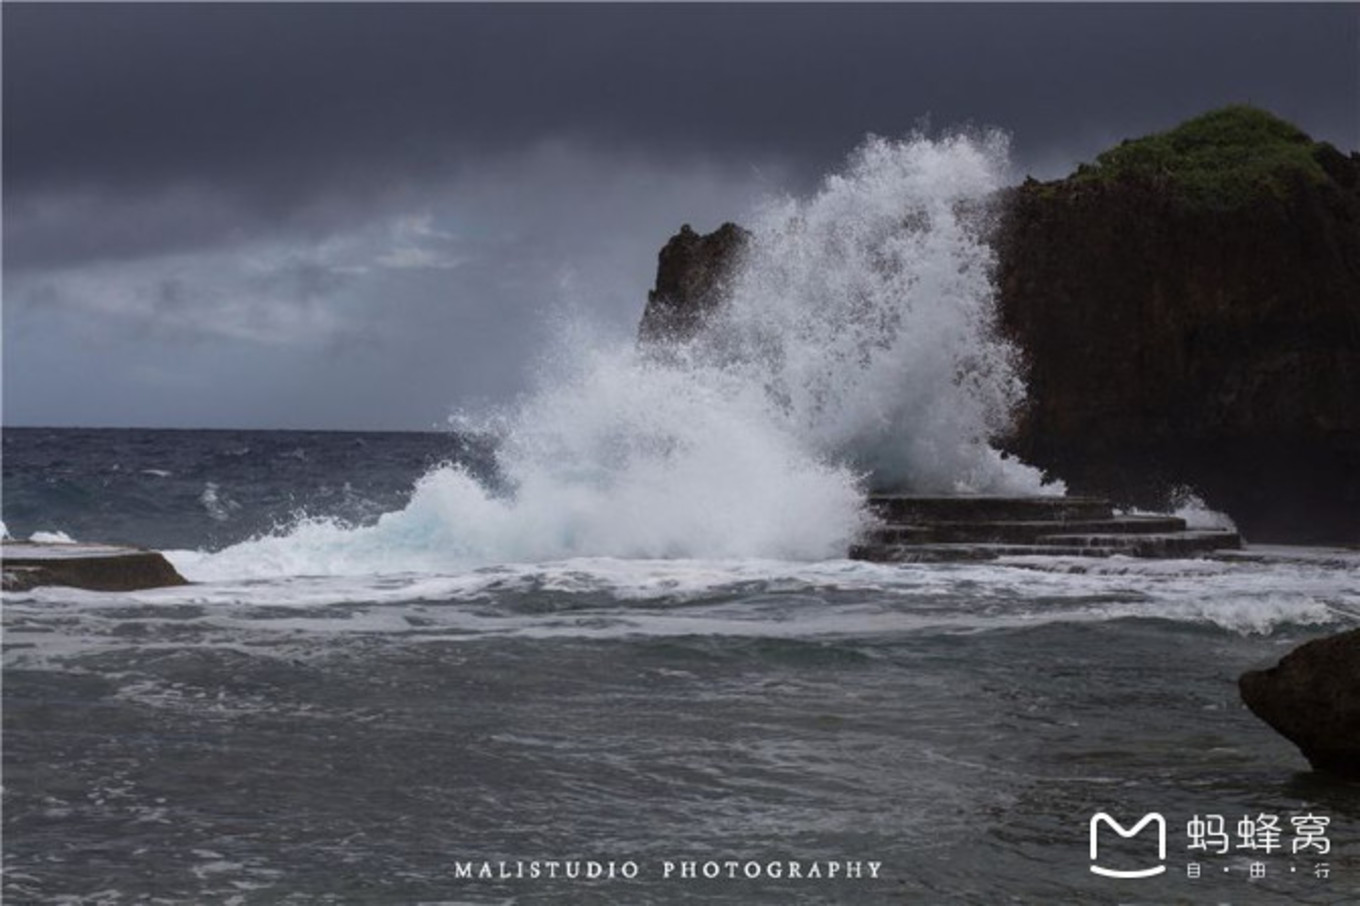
688;130;1054;494
186;131;1057;579
199;482;241;523
1170;486;1238;532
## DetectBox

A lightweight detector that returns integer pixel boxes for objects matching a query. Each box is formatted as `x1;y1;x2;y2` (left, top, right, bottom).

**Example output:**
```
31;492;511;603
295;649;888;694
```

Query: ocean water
5;133;1360;904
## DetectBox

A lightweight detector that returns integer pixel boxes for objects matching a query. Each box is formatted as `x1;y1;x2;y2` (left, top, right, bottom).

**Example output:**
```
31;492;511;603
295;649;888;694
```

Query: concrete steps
851;495;1241;563
1033;530;1240;556
865;515;1188;545
850;542;1128;563
869;495;1114;523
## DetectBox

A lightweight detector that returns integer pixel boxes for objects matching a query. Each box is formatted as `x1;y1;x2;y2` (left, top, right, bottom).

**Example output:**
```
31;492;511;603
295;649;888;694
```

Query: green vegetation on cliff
1070;105;1343;208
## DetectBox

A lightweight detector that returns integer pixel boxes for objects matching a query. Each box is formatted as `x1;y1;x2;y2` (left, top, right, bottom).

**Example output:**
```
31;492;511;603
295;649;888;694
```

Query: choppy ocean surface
6;135;1360;903
5;427;1359;905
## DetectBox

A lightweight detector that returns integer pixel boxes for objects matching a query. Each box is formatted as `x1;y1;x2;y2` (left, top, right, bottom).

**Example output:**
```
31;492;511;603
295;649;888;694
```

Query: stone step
868;495;1114;524
2;542;188;592
865;515;1188;545
1032;530;1242;557
849;542;1126;563
850;530;1241;563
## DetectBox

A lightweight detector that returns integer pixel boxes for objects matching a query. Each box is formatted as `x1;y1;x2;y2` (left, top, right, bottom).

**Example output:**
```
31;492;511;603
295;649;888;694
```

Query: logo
1090;812;1167;879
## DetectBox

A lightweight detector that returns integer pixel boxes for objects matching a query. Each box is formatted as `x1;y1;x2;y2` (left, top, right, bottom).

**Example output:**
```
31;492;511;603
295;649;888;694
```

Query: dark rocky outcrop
1239;629;1360;779
638;108;1360;543
2;542;189;592
638;222;749;343
995;108;1360;543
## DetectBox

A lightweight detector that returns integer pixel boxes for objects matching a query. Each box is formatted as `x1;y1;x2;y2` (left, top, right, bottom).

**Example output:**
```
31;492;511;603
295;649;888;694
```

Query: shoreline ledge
1;541;189;592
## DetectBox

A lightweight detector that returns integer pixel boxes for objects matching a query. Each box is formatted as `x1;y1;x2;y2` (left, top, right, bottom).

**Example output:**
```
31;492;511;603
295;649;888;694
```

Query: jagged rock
2;542;189;592
636;107;1360;544
638;222;749;343
1239;629;1360;779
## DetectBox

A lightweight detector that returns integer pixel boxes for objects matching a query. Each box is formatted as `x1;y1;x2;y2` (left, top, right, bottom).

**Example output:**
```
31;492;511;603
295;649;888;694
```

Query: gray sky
4;3;1357;430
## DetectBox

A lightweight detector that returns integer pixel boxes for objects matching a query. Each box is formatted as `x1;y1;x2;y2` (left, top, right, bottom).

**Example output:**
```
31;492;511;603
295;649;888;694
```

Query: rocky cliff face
995;110;1360;542
638;109;1360;542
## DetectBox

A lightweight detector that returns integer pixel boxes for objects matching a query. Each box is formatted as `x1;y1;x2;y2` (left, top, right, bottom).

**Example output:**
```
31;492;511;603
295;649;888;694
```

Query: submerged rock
1239;629;1360;779
2;541;188;592
637;107;1360;543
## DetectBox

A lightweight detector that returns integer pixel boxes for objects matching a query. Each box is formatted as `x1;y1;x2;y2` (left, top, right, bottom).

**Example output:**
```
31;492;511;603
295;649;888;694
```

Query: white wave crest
29;530;77;544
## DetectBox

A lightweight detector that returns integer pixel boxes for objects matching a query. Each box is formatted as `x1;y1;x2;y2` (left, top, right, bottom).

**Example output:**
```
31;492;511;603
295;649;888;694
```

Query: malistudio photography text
452;859;885;882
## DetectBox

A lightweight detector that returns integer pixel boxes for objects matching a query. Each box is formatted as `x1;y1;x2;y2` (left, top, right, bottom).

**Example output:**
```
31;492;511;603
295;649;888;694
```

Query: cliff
995;107;1360;542
638;108;1360;543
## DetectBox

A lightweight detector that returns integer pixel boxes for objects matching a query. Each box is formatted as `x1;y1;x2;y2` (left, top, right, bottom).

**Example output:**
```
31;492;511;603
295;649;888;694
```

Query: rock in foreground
2;542;188;592
1239;629;1360;779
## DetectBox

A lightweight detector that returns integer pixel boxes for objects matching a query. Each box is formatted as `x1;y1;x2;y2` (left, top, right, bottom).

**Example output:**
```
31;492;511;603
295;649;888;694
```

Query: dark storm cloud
6;2;1358;270
3;3;1357;429
8;4;1357;200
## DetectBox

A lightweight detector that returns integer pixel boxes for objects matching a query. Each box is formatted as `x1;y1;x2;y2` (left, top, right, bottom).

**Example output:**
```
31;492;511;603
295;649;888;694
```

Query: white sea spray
187;132;1059;579
695;130;1054;495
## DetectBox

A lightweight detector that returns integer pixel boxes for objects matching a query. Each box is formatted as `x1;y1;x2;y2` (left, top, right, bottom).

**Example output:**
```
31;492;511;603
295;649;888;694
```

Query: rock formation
638;222;749;343
1239;628;1360;779
2;542;189;592
994;107;1360;543
638;108;1360;543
